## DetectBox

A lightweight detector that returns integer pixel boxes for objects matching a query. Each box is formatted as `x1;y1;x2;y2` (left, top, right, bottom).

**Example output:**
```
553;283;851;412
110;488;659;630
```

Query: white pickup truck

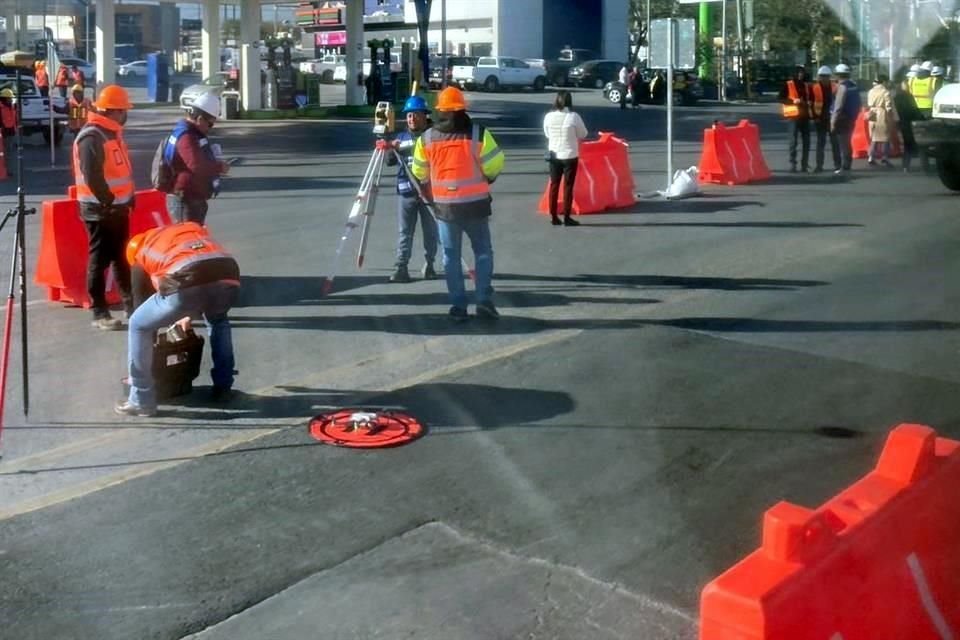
0;75;68;145
914;82;960;191
451;56;547;92
299;54;345;83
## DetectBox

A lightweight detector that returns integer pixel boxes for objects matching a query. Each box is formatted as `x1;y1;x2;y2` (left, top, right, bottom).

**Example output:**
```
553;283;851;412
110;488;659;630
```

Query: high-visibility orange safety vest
134;222;235;288
55;66;70;88
35;67;49;88
810;82;834;119
72;112;135;207
783;80;802;119
418;124;490;206
68;96;90;131
0;103;16;130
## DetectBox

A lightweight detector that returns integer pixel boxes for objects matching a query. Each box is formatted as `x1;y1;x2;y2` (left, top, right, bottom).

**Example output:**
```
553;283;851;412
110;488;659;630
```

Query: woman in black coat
893;79;924;172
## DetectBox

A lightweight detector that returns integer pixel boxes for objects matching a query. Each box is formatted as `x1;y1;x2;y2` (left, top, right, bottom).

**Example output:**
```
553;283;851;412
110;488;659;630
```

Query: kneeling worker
117;222;240;416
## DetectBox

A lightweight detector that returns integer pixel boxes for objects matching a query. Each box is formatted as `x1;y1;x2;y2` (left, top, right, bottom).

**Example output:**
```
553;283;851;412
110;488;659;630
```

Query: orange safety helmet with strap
418;123;490;207
71;112;135;207
783;80;802;119
127;222;234;288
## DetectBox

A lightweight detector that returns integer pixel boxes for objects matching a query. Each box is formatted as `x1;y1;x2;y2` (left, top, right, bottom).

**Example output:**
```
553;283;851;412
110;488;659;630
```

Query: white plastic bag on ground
665;166;701;200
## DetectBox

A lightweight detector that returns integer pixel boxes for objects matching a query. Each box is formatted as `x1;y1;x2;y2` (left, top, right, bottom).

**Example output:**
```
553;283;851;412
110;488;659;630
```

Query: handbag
544;150;555;162
868;108;878;122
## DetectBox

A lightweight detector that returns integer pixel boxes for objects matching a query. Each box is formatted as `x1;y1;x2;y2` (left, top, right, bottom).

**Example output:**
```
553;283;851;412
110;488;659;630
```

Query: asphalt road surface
0;88;957;639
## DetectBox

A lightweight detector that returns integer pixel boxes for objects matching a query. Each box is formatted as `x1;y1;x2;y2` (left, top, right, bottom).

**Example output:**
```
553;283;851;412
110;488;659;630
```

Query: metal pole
646;0;651;63
859;0;864;81
85;0;90;61
721;0;727;101
735;0;744;85
441;0;447;87
667;18;674;190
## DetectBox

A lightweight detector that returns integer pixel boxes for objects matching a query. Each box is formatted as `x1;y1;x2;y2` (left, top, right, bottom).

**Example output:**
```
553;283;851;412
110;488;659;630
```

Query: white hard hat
932;66;944;76
817;65;832;76
921;60;933;71
910;63;922;73
189;92;221;119
834;63;851;74
907;70;917;79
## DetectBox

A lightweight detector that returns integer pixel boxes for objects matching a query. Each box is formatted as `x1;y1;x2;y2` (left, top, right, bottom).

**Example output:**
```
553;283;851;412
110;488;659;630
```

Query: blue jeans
436;218;494;309
396;196;438;268
128;281;238;409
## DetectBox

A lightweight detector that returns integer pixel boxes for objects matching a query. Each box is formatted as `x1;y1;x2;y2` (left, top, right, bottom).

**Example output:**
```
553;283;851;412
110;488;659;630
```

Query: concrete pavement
0;88;957;639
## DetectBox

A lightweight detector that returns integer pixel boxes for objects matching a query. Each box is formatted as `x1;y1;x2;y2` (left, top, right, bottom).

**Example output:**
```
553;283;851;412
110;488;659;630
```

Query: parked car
300;54;345;83
602;69;702;106
452;56;547;92
58;56;96;83
568;59;624;89
545;48;599;87
179;73;228;109
117;60;148;77
0;76;67;145
429;56;477;88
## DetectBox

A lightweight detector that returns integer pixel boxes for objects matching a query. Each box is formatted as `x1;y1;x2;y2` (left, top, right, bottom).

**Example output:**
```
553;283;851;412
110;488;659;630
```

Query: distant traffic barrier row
700;423;960;639
698;120;772;185
537;132;635;216
35;189;172;308
852;108;903;159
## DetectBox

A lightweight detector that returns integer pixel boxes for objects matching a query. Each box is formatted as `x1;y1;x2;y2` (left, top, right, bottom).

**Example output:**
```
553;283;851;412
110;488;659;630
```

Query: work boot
448;306;469;323
421;263;438;279
550;214;562;226
475;301;500;320
92;314;122;331
389;265;411;283
210;386;234;402
114;400;157;417
563;216;580;227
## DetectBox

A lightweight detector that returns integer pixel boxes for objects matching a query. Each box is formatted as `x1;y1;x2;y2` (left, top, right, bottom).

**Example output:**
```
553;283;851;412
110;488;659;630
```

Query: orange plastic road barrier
537;132;636;216
700;423;960;640
35;190;172;308
698;120;771;185
852;108;903;160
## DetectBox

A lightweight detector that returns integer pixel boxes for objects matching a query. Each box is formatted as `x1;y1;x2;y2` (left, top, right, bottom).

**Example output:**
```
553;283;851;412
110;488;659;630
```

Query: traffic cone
0;130;8;180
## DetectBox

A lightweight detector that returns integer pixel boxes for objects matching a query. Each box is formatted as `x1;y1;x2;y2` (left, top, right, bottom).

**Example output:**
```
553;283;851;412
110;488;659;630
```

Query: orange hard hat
436;86;467;112
94;84;133;111
126;232;147;266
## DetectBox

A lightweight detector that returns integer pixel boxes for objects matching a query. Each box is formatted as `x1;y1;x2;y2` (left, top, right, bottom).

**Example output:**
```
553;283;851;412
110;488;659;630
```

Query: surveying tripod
320;103;471;296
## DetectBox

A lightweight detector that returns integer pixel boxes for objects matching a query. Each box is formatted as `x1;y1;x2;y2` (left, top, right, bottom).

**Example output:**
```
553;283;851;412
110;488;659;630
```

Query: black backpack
151;136;175;193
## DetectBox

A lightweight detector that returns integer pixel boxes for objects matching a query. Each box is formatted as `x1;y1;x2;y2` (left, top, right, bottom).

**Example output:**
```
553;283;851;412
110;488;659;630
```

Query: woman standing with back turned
543;91;588;226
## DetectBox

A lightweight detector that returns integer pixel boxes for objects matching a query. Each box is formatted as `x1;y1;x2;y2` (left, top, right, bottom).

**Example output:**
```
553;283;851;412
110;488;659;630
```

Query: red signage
315;31;347;46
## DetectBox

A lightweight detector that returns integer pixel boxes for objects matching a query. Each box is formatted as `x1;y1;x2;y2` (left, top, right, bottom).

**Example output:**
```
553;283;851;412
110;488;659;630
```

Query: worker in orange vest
120;222;240;416
779;66;811;172
35;61;50;97
0;88;18;139
70;65;86;89
67;84;92;135
72;84;136;331
809;65;839;173
54;63;70;98
411;86;505;322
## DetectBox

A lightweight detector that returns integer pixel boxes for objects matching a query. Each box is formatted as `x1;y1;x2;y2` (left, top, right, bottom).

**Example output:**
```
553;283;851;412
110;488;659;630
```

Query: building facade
402;0;629;61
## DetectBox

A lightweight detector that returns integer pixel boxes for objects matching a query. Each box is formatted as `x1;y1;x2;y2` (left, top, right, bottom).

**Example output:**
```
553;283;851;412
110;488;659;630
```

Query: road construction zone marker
308;409;426;449
700;423;960;639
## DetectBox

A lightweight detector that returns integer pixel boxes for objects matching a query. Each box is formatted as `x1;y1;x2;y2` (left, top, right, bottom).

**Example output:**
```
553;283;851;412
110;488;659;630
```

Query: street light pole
441;0;447;87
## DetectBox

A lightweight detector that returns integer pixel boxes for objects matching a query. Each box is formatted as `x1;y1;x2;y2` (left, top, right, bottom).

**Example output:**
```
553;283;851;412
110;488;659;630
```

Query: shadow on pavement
227;313;957;336
618;199;765;214
577;220;862;229
1;383;576;474
495;273;828;290
236;275;384;306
